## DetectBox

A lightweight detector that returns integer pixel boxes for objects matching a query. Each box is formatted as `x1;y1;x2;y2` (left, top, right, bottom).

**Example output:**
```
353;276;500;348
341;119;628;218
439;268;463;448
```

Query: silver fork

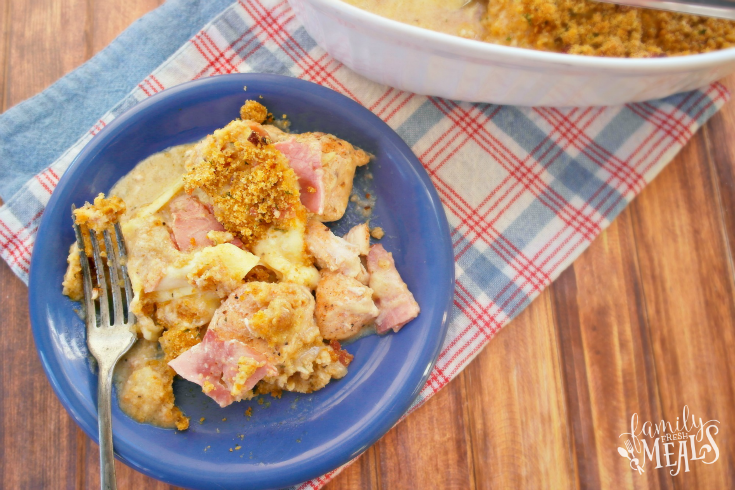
72;206;137;490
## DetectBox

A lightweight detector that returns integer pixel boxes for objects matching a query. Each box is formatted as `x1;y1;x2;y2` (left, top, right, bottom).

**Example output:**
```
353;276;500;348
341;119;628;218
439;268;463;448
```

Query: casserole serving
29;74;454;490
289;0;735;106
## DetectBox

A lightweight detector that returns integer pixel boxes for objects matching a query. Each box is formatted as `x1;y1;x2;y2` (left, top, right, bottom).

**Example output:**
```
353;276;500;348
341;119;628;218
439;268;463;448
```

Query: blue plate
29;74;454;489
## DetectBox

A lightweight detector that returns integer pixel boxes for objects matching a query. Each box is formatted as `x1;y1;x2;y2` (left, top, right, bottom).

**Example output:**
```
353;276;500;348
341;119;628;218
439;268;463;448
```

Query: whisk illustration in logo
618;405;720;476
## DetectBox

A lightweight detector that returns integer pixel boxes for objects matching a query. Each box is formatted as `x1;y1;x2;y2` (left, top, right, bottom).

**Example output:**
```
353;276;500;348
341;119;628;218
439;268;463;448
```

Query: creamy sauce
115;340;163;388
115;340;187;430
111;143;195;217
111;144;194;429
341;0;486;40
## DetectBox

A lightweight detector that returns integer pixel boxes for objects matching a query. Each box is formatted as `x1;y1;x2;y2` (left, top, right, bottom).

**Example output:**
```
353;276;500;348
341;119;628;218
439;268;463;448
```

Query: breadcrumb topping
69;193;126;257
345;0;735;57
159;326;204;362
63;193;127;302
73;193;126;232
183;113;304;246
240;100;268;123
482;0;735;57
231;356;266;395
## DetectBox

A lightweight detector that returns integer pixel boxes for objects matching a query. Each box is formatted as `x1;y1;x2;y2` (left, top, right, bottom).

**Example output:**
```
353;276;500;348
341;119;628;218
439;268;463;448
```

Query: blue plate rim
29;73;455;489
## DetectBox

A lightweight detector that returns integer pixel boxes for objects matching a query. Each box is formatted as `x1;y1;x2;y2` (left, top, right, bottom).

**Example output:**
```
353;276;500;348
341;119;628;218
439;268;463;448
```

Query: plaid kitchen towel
0;0;729;488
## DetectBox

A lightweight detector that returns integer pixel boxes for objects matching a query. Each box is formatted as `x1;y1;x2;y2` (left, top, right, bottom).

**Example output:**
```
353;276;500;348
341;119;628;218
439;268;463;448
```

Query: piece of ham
169;194;242;251
315;271;379;340
305;220;368;284
169;281;323;406
367;244;420;334
168;329;276;407
273;140;325;216
343;223;370;256
273;132;369;222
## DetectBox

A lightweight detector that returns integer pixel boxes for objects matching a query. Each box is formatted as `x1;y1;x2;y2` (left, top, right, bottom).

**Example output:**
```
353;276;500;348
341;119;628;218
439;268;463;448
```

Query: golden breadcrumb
63;193;126;302
231;356;266;396
370;226;385;239
216;155;303;244
483;0;735;57
67;193;125;259
240;100;268;123
183;118;304;245
73;193;126;232
233;282;315;346
159;326;204;362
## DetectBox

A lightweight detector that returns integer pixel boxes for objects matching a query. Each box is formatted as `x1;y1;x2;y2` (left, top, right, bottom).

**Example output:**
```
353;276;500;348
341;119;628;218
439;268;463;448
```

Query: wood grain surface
1;2;734;488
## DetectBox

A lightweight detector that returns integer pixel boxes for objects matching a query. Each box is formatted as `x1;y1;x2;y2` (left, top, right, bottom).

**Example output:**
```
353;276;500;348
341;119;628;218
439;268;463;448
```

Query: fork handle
97;363;117;490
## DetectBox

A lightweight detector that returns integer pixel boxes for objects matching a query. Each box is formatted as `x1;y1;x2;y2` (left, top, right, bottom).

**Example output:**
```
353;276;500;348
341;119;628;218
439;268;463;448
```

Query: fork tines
71;205;135;328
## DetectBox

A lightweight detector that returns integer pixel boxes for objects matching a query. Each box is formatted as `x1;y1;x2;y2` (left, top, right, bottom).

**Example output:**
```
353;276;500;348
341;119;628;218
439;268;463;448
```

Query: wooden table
2;1;734;488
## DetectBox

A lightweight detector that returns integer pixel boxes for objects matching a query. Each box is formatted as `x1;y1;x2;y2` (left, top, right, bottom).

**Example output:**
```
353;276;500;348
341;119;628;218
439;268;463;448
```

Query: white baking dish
289;0;735;106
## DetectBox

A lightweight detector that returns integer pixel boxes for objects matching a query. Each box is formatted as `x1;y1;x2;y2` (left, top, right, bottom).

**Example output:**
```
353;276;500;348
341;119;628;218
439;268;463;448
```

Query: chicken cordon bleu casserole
62;100;420;431
342;0;735;57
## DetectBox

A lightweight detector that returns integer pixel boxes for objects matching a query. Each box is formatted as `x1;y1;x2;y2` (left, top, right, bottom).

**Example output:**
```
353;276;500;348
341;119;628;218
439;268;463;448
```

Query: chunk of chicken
315;272;379;340
122;214;182;295
367;244;420;334
208;282;318;347
169;282;346;404
305;220;368;284
343;223;370;256
121;214;183;340
273;132;370;222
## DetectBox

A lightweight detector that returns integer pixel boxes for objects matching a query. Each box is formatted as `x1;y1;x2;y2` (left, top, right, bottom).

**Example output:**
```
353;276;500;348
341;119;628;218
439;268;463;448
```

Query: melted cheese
252;221;320;289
